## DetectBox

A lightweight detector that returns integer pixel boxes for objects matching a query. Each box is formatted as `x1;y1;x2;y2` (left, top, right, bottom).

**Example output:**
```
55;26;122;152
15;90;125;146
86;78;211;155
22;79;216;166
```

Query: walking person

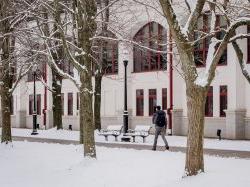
152;106;169;151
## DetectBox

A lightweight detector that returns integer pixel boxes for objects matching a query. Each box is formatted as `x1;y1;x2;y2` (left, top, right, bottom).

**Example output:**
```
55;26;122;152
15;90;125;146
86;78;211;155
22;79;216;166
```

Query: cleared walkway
12;136;250;159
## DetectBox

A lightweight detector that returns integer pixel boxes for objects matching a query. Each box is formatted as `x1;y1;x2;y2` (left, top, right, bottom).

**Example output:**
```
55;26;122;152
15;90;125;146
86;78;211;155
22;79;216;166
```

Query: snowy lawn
0;141;250;187
5;128;250;151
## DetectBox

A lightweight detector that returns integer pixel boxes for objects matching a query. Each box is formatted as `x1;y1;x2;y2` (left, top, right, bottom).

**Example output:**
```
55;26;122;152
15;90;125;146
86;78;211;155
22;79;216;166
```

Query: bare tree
34;0;98;157
0;0;37;143
156;0;250;176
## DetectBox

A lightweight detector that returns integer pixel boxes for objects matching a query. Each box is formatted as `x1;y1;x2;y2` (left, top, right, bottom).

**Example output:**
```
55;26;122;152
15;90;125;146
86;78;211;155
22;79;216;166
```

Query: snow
186;0;197;11
194;73;208;87
0;141;250;187
5;128;250;152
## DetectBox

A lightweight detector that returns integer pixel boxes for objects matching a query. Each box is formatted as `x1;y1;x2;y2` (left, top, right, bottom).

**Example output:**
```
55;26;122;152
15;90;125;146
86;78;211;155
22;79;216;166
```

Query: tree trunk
52;70;63;130
80;72;96;158
185;85;206;176
77;0;97;158
0;31;12;143
1;89;12;143
94;72;102;130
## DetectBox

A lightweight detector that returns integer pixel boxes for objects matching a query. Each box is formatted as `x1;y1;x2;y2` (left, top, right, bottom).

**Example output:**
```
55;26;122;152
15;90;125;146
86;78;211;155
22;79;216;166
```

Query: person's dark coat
153;110;166;127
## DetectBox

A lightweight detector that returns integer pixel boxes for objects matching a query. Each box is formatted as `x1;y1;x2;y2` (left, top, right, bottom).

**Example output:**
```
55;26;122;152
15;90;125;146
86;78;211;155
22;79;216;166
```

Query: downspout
168;30;173;135
43;63;47;129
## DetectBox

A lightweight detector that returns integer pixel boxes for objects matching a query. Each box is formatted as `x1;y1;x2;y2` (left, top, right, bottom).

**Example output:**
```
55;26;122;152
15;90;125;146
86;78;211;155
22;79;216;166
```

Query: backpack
155;112;166;127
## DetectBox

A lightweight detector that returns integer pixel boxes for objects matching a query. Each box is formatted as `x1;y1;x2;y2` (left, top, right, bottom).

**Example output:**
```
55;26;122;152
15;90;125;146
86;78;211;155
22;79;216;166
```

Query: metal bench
98;125;123;141
125;125;152;143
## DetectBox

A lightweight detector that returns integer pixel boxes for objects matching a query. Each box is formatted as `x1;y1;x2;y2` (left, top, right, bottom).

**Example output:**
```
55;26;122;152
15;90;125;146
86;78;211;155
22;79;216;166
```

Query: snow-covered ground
4;128;250;151
0;141;250;187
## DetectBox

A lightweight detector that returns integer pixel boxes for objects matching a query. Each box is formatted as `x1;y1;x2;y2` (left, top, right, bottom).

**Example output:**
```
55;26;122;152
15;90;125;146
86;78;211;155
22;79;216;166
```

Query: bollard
217;129;222;140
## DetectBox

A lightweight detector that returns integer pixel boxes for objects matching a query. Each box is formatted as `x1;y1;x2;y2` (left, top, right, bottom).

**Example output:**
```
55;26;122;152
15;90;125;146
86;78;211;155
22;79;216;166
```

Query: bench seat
98;125;123;141
125;125;152;143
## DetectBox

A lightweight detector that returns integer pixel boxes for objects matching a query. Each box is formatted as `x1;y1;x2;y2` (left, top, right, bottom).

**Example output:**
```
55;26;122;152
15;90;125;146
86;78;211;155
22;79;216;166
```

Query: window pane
149;89;157;116
162;88;167;110
136;89;144;116
68;93;73;116
205;86;213;117
220;85;227;117
29;95;33;115
133;22;167;72
37;94;41;115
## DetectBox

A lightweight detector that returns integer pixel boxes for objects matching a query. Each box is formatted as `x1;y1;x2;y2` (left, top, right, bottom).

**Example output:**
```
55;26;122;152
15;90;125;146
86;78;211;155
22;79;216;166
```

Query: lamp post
123;60;128;134
31;66;38;135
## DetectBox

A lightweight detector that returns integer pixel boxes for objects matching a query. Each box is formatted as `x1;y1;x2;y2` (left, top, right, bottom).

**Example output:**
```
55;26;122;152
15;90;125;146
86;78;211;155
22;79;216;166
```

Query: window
28;94;41;115
194;14;227;66
37;94;41;115
247;26;250;63
93;31;118;74
136;89;144;116
149;89;157;116
216;15;227;65
77;92;79;110
162;88;167;110
61;93;64;116
133;22;167;72
220;85;227;117
68;93;73;115
29;95;33;115
10;96;14;115
205;86;213;117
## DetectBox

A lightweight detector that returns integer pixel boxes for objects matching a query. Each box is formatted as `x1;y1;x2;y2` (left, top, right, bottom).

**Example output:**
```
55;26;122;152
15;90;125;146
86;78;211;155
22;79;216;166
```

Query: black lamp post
31;68;38;135
123;60;128;134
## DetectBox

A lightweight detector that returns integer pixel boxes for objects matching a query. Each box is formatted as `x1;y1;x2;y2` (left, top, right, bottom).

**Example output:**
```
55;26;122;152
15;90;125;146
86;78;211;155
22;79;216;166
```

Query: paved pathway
12;136;250;159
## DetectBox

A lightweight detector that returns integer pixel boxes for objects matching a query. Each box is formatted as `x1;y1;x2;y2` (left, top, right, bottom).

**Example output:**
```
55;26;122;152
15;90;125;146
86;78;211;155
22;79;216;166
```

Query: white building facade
1;1;250;140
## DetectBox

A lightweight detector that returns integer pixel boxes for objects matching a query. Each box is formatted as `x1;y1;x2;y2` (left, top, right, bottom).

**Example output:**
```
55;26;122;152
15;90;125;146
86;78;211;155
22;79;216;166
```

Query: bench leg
142;137;146;143
114;136;118;142
104;136;108;141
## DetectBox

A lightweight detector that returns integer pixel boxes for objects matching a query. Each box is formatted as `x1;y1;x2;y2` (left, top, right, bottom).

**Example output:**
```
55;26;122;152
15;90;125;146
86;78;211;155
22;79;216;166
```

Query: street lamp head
123;60;128;67
121;43;129;61
32;64;38;72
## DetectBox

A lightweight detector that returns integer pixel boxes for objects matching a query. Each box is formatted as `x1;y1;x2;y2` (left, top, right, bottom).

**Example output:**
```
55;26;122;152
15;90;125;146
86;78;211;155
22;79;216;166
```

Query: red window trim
205;86;213;117
194;14;227;67
149;89;157;116
104;42;118;75
162;88;167;110
219;85;227;117
136;89;144;116
68;93;73;116
133;22;167;72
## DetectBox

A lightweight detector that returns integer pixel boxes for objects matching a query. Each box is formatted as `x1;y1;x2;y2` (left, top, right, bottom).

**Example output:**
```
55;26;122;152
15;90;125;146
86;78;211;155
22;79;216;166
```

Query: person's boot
152;146;156;151
165;145;169;150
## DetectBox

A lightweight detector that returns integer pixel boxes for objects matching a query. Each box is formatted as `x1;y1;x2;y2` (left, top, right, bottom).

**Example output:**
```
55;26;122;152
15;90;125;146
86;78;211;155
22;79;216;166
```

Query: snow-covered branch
232;41;250;83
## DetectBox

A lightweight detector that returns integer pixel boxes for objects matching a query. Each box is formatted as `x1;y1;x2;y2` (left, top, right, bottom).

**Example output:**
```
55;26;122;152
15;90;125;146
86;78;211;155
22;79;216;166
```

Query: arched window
194;13;227;66
93;31;118;74
133;22;167;72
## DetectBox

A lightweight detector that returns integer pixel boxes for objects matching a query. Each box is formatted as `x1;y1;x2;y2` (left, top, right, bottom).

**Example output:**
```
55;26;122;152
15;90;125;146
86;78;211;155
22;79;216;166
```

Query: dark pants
153;126;169;148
